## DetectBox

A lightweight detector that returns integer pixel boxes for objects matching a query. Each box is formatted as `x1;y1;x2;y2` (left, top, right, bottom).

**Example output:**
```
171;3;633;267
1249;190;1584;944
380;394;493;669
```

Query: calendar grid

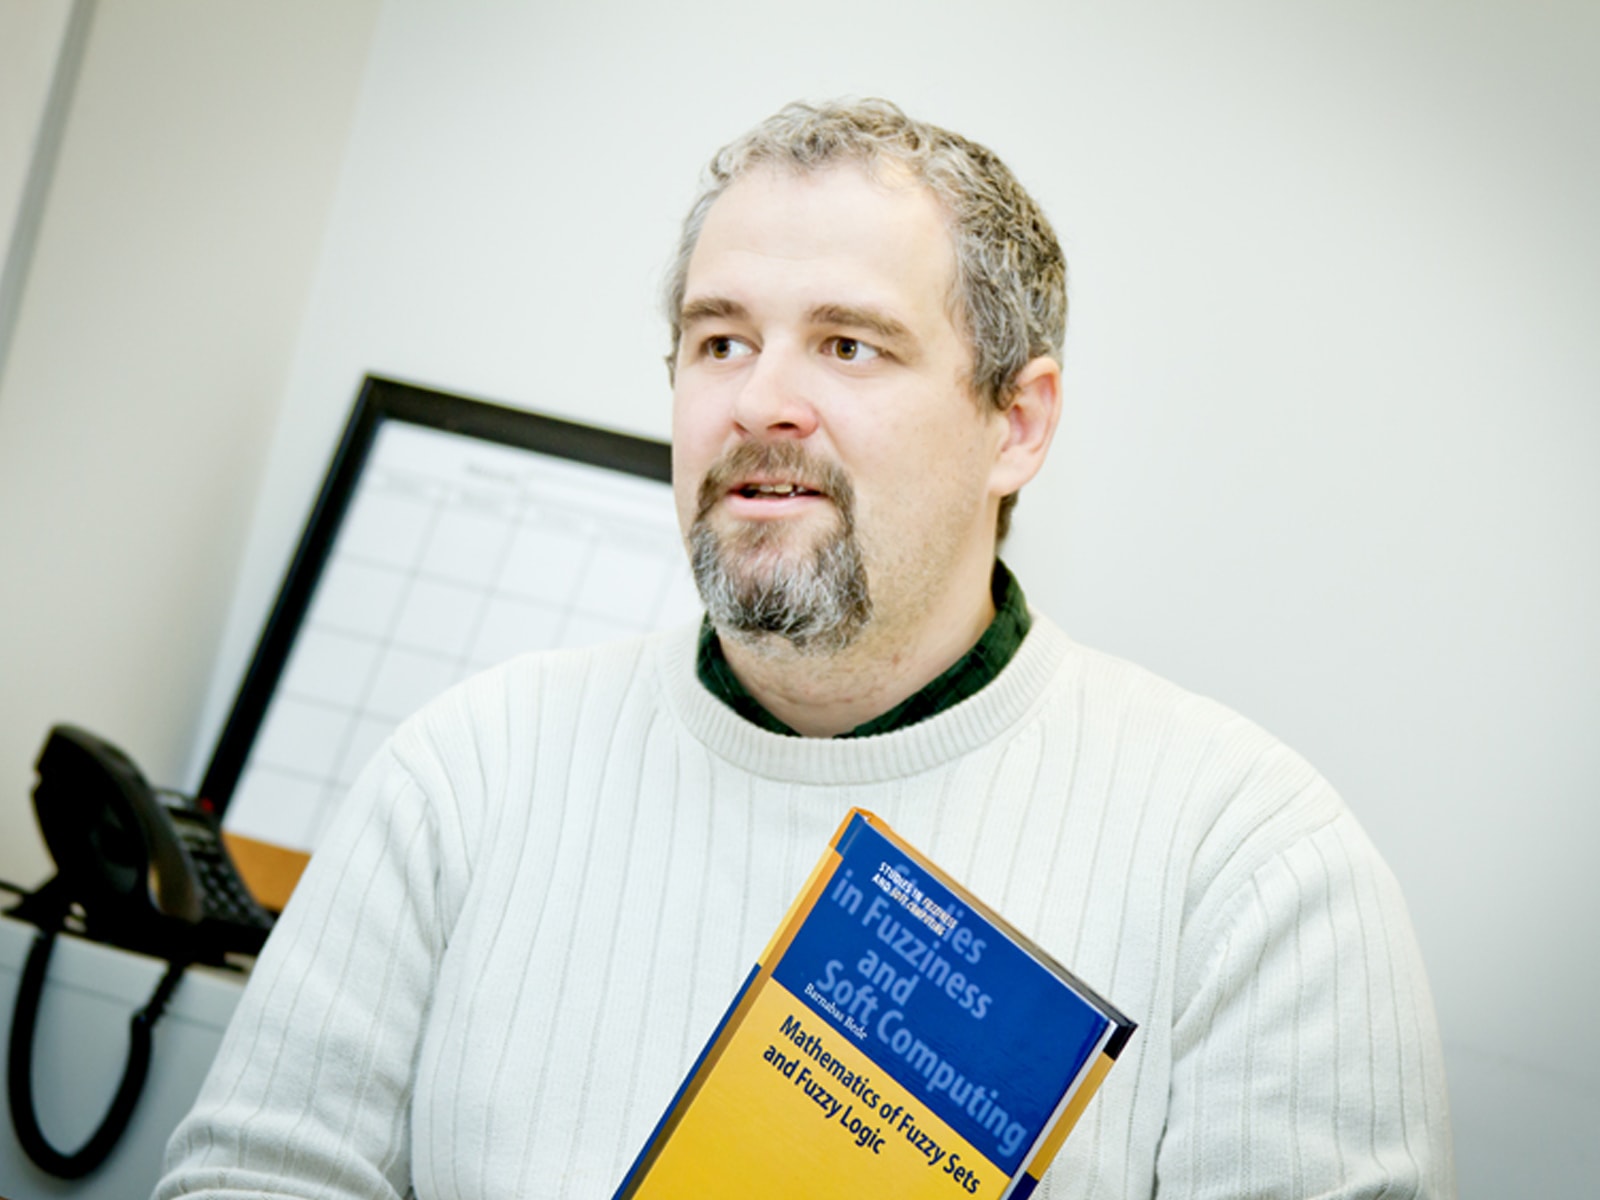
222;419;700;852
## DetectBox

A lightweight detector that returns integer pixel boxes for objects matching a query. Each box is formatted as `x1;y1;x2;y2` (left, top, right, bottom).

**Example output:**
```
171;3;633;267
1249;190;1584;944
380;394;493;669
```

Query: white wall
5;1;1596;1194
0;1;383;887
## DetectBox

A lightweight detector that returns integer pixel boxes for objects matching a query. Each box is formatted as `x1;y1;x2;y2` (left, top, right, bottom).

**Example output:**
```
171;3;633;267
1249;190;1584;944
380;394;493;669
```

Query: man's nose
731;345;819;439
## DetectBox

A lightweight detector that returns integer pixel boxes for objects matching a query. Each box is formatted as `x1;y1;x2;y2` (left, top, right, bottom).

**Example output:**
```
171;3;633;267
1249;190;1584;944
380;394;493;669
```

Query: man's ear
989;355;1062;498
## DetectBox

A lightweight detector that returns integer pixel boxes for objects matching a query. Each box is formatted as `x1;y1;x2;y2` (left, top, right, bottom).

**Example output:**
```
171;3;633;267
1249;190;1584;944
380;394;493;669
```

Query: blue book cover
615;809;1136;1199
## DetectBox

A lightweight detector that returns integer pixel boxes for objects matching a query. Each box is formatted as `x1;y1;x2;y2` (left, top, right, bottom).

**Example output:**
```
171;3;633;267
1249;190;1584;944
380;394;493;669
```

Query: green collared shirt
695;562;1032;738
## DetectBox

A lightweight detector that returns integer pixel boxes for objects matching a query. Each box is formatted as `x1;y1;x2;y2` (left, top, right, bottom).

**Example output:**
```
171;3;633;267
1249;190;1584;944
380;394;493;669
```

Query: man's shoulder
393;624;698;748
1033;614;1337;818
1034;615;1278;740
1031;617;1366;922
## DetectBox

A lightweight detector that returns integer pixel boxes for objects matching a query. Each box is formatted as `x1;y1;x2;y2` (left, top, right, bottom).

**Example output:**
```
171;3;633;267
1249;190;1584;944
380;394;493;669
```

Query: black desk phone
19;723;275;962
6;725;277;1178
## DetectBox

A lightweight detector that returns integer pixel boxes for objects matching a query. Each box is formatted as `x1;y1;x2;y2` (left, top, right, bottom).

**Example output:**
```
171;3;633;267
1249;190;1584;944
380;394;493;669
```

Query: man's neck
716;566;1000;738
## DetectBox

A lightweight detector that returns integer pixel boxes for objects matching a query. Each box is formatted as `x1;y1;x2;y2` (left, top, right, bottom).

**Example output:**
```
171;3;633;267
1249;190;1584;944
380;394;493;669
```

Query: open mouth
694;443;852;524
735;482;822;499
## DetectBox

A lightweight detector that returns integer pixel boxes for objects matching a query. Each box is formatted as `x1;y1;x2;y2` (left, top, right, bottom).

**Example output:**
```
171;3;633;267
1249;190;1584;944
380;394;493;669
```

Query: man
157;100;1454;1199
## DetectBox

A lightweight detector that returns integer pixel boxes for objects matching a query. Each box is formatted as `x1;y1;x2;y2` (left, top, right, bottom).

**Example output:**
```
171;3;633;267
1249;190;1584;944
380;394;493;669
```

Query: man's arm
153;744;448;1199
1158;809;1456;1198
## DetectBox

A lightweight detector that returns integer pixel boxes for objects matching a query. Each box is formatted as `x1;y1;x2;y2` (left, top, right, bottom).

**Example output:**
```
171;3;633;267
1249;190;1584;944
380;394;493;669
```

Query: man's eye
826;337;880;363
706;336;752;360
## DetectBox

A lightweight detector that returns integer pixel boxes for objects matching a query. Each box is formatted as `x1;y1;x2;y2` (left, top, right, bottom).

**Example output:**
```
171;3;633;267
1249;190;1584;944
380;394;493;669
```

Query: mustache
693;442;855;523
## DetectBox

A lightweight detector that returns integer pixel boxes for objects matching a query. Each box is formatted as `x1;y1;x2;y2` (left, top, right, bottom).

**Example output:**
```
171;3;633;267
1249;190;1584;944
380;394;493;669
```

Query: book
614;809;1137;1199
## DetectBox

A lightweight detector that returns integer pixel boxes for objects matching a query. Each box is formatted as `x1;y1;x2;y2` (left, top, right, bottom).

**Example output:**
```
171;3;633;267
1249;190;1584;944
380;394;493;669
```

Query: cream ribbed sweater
155;617;1454;1199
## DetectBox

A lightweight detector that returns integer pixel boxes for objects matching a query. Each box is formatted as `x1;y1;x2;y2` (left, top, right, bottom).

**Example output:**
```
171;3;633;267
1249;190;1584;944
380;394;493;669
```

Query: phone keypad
171;814;275;931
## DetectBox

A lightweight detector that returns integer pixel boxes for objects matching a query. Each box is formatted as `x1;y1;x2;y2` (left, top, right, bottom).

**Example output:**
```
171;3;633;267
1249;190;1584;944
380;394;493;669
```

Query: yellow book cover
614;810;1136;1199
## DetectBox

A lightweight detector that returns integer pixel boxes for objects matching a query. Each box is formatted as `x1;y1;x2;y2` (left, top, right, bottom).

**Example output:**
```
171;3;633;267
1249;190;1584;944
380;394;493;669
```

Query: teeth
746;483;805;496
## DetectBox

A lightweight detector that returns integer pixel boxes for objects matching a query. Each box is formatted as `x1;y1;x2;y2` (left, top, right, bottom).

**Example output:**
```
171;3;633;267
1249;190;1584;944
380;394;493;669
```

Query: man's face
672;162;1008;655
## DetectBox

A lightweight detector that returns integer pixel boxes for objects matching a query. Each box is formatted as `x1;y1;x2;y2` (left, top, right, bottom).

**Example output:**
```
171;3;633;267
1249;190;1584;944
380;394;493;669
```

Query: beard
688;442;872;655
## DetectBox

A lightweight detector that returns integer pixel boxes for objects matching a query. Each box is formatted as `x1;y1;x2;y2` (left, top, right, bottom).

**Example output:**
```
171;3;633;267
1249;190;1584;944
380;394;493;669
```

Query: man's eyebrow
809;303;914;346
678;297;917;350
679;296;748;327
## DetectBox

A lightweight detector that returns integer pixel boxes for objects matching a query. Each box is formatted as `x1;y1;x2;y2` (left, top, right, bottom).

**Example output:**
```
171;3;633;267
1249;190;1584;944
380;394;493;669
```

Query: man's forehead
681;161;960;326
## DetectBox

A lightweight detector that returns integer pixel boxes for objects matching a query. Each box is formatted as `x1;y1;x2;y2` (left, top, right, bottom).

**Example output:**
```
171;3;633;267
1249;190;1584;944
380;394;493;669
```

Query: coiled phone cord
7;911;189;1178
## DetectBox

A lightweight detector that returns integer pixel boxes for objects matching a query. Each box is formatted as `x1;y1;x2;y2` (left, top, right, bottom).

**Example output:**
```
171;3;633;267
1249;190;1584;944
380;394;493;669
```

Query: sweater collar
695;561;1033;739
655;607;1073;786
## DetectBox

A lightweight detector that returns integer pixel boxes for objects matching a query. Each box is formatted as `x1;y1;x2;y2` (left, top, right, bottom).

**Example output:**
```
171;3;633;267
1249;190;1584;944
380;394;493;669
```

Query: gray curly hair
663;98;1066;540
